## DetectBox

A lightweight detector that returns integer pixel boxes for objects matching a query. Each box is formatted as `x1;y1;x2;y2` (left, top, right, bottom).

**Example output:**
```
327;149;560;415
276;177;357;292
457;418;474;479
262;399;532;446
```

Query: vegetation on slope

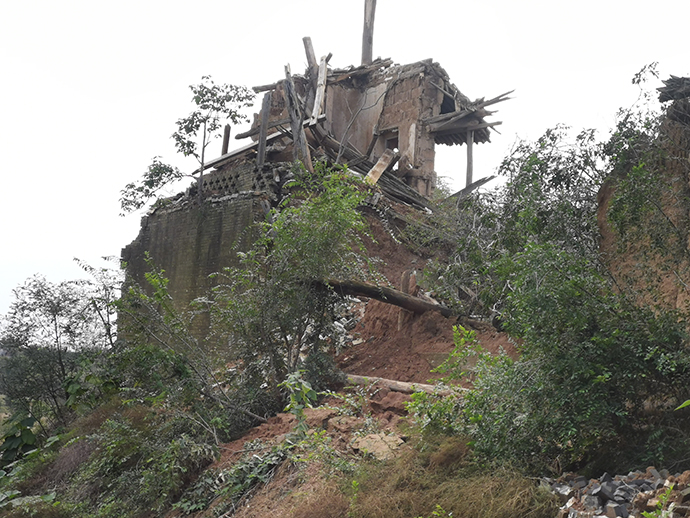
1;67;690;516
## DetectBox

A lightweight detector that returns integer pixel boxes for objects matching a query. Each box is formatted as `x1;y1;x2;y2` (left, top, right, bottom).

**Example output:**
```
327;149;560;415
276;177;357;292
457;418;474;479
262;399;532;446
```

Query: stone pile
546;468;690;518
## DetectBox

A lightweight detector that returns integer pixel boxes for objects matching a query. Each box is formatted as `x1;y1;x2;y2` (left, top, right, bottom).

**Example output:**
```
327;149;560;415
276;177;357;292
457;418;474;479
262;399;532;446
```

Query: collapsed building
121;35;510;324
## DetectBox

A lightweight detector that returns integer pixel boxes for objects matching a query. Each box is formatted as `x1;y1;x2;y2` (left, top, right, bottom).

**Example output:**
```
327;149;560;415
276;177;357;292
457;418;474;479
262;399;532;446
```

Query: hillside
3;79;690;518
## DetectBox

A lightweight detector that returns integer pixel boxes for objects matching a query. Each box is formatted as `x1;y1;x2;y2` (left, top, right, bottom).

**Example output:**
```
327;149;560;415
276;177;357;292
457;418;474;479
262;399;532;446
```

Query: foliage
120;76;254;212
174;441;288;515
279;370;317;436
207;162;372;402
408;75;690;473
0;417;37;468
642;485;675;518
0;275;114;425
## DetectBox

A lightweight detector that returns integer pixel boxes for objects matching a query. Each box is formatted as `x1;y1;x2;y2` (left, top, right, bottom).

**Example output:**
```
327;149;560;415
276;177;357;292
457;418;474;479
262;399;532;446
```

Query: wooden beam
365;148;399;185
361;0;377;65
324;278;456;318
256;91;272;168
346;374;462;396
284;64;313;173
252;82;278;93
302;36;318;76
309;56;328;124
221;124;231;155
236;114;326;140
466;131;474;187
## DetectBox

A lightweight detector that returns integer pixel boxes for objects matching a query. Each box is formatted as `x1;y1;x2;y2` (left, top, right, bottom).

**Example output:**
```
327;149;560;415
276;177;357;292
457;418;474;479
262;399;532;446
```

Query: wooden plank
256;91;272;168
221;124;231;155
284;64;313;173
365;148;399;185
309;56;328;124
361;0;377;65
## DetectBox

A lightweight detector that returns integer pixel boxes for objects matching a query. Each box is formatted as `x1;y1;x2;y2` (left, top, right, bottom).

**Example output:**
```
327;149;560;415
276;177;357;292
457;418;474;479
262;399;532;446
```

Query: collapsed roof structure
199;31;510;208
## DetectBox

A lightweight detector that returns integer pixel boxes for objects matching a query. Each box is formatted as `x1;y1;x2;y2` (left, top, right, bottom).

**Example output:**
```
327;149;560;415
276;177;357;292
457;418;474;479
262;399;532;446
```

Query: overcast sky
1;0;688;314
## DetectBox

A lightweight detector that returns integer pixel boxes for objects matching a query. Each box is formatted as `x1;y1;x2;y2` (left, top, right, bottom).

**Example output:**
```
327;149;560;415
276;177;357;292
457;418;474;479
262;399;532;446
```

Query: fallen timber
346;374;463;396
322;278;456;318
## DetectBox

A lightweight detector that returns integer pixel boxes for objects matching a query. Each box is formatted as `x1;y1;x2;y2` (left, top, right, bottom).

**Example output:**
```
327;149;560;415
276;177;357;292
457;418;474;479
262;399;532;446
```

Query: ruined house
121;36;509;323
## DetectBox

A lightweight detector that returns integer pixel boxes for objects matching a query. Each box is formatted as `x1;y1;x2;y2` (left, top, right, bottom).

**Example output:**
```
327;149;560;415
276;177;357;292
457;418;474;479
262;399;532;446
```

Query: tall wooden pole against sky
361;0;377;65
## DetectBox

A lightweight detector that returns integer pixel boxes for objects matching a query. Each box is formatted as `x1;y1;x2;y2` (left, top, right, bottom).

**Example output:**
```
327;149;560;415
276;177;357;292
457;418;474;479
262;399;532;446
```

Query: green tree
0;275;113;424
207;163;375;402
120;76;254;212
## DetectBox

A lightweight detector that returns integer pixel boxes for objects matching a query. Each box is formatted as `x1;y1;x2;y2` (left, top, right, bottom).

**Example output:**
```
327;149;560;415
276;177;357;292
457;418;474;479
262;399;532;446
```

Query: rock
329;415;361;434
369;391;411;414
605;501;629;518
601;473;614;483
554;484;575;504
572;476;588;490
582;494;601;510
681;487;690;503
352;433;404;460
592;482;616;502
304;407;338;429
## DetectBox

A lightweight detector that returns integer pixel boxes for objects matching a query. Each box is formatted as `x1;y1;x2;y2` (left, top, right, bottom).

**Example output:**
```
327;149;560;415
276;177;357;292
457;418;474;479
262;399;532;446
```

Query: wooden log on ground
346;374;462;396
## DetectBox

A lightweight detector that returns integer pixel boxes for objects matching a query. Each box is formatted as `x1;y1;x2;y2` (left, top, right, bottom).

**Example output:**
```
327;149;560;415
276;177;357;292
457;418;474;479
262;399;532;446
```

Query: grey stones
548;467;690;518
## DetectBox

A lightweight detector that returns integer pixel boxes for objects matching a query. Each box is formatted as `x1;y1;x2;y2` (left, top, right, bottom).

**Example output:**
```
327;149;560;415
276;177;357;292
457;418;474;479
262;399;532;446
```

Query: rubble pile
547;468;690;518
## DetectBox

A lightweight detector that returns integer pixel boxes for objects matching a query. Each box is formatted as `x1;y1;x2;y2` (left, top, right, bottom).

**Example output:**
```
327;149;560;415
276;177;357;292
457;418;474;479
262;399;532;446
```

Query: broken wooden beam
221;124;231;155
324;278;456;318
284;65;314;173
235;114;326;140
302;36;318;76
365;148;399;185
346;374;462;396
309;56;328;125
252;82;278;93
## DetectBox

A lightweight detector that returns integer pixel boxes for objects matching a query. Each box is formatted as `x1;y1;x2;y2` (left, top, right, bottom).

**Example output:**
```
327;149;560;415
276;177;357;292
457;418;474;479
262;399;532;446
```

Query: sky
1;0;688;314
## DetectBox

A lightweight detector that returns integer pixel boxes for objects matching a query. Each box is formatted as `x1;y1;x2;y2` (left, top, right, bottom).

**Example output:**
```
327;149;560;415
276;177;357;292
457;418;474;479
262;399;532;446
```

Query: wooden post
221;124;231;155
257;91;272;168
302;36;318;76
309;56;328;125
361;0;377;65
284;65;314;173
466;130;474;187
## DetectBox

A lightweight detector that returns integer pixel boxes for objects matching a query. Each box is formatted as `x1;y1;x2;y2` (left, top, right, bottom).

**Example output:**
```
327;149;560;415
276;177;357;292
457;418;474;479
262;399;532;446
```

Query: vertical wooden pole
257;91;272;168
284;65;314;173
302;37;318;76
221;124;231;155
362;0;377;65
466;130;474;187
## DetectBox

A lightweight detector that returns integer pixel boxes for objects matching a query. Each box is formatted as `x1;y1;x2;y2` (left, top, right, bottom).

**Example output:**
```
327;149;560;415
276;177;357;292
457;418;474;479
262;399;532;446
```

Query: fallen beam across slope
323;278;456;318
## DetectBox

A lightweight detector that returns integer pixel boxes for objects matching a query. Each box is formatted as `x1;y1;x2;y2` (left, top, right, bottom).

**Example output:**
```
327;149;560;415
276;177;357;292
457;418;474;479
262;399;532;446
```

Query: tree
120;76;254;213
207;163;376;401
0;275;113;424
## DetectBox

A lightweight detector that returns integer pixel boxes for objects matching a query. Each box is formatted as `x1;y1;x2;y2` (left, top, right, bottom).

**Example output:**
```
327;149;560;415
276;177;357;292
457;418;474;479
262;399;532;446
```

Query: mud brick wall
121;193;266;336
